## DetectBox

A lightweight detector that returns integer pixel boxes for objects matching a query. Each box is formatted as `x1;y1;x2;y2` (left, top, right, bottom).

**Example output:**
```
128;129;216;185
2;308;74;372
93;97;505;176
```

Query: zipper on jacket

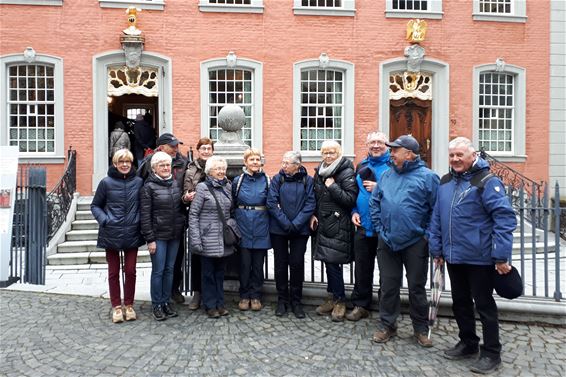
448;180;460;264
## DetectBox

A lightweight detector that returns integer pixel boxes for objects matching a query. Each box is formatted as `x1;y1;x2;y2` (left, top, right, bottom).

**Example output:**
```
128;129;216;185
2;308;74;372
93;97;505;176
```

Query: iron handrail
46;148;77;241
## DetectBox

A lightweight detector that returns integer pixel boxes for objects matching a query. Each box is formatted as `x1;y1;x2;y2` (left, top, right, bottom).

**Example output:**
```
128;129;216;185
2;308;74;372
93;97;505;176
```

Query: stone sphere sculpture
218;104;245;133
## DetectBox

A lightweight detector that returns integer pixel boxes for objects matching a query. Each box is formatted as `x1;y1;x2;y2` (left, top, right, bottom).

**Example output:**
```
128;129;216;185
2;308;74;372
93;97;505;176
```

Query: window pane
478;72;514;153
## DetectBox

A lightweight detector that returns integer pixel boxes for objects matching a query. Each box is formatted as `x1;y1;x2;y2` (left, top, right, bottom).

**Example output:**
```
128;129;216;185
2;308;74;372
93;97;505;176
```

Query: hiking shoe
238;299;250;311
275;302;287;317
171;290;185;304
188;292;201;310
414;332;433;348
470;356;501;374
152;306;166;321
346;306;369;321
206;309;220;319
331;301;346;322
217;307;230;316
162;303;178;318
250;299;262;311
316;295;335;315
444;341;480;360
372;327;397;343
292;303;306;319
112;306;124;323
124;305;137;321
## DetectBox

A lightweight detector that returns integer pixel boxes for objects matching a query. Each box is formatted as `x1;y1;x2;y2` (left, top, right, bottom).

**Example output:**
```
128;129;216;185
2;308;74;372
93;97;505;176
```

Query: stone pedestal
215;104;249;179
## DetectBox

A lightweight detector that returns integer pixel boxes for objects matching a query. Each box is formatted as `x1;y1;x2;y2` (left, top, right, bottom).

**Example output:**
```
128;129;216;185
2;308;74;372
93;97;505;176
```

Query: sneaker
346;306;369;322
275;302;287;317
124;305;137;321
250;299;262;311
171;290;185;304
206;309;220;319
162;303;178;318
188;292;201;310
152;305;166;321
112;306;124;323
217;307;230;316
414;332;433;348
444;341;480;360
372;327;397;343
470;356;501;374
238;299;250;311
316;295;335;315
292;303;306;319
331;301;346;322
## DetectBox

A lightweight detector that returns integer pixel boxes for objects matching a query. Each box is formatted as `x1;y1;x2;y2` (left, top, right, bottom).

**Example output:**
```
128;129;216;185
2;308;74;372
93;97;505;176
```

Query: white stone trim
379;57;450;175
472;0;527;23
98;0;165;10
293;0;355;17
385;0;443;19
0;0;62;4
198;0;264;13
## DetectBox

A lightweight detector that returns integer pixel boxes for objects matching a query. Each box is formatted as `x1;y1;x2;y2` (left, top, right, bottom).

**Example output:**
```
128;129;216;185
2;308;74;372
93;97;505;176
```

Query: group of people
92;130;516;375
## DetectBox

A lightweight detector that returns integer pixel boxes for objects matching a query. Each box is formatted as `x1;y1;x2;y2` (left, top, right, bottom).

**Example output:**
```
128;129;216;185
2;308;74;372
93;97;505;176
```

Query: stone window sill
99;0;165;11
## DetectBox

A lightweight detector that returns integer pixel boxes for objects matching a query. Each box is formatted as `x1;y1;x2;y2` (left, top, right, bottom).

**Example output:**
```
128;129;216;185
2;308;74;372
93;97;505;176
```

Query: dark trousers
201;256;226;310
350;231;379;309
191;254;202;292
239;248;266;300
106;248;138;307
447;263;501;358
325;263;346;301
272;234;309;305
172;234;185;294
377;237;429;333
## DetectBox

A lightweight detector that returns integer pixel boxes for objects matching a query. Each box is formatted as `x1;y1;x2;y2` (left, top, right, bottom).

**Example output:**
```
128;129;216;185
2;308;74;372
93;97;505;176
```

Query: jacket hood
107;165;137;180
389;156;426;174
147;171;174;186
242;167;266;177
279;165;308;182
206;175;228;188
362;150;390;166
449;156;490;181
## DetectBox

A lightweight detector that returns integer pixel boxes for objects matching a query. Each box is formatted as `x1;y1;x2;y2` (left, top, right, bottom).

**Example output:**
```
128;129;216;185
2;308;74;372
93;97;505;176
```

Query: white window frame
293;0;356;17
200;57;263;149
473;63;526;161
198;0;264;13
385;0;443;19
99;0;165;10
0;0;62;5
293;58;354;162
472;0;527;23
0;53;65;163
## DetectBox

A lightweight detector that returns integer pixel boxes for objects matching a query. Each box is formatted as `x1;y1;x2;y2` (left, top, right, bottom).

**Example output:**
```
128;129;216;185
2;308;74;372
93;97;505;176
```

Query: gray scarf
318;156;343;178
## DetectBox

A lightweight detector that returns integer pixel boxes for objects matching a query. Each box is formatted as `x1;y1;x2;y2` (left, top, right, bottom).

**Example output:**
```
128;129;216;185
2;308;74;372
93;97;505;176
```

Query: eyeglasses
322;151;338;156
281;161;297;166
157;163;171;168
199;146;213;151
117;160;132;165
368;140;386;146
211;167;226;172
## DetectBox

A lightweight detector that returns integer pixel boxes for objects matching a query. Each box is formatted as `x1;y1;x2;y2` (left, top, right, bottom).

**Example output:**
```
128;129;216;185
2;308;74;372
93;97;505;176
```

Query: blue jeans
201;256;226;310
325;262;346;301
150;239;180;307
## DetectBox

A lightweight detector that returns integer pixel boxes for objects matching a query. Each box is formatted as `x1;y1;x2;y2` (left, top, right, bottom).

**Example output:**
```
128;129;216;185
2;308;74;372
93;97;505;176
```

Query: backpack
440;169;495;193
234;173;271;202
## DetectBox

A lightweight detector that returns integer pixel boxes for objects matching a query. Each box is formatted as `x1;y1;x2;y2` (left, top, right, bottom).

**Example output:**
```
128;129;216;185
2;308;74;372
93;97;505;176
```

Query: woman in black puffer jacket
140;151;185;321
310;140;358;322
91;149;144;324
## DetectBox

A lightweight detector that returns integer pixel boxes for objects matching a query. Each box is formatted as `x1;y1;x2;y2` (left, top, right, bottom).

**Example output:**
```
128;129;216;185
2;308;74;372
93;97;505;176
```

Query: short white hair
320;140;342;156
204;155;228;174
449;137;476;152
150;151;172;170
283;151;302;164
366;131;388;144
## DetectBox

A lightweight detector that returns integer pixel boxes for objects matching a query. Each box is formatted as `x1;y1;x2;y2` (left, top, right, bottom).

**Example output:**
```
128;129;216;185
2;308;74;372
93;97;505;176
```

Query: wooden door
389;98;432;167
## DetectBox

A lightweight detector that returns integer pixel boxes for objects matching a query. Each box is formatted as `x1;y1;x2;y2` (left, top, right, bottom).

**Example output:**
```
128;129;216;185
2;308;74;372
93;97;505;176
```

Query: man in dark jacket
370;134;439;347
346;132;390;321
428;137;516;374
133;114;155;166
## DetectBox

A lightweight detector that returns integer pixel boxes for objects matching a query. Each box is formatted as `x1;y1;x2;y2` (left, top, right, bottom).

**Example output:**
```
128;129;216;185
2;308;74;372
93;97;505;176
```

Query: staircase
47;196;151;265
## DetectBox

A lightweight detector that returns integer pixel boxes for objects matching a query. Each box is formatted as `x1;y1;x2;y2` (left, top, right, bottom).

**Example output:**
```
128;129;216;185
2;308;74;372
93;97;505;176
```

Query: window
293;58;354;161
385;0;443;19
293;0;355;16
0;0;62;5
99;0;165;10
198;0;264;13
1;53;65;163
473;63;526;160
200;57;263;148
472;0;527;22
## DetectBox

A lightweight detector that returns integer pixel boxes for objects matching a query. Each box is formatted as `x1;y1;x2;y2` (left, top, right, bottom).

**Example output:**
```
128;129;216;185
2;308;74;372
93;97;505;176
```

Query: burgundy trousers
106;248;138;307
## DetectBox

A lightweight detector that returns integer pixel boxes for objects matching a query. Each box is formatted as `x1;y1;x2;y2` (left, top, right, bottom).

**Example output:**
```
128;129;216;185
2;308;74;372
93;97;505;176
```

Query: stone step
77;201;93;212
48;250;152;265
66;229;100;242
512;232;538;244
57;240;148;253
75;210;95;221
71;220;99;231
512;241;555;254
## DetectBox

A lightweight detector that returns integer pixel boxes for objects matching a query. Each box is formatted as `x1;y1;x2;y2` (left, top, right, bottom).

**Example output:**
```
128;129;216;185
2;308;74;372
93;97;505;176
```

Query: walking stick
120;249;126;298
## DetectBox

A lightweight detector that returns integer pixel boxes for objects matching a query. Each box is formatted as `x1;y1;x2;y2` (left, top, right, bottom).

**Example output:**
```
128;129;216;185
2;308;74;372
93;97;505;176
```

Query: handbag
205;183;240;247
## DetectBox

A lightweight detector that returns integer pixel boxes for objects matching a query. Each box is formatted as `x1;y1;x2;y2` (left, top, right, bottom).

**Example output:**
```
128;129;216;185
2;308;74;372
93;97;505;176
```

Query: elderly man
346;132;390;321
370;134;439;347
428;137;516;374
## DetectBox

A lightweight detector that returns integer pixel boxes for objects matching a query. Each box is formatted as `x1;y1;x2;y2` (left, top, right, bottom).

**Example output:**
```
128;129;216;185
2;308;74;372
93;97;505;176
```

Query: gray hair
320;140;342;156
366;131;388;144
204;155;228;174
150;151;172;170
283;151;302;165
449;137;476;152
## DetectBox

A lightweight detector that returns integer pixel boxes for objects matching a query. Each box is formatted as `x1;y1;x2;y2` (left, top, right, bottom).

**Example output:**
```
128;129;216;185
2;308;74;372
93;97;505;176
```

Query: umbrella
428;263;445;340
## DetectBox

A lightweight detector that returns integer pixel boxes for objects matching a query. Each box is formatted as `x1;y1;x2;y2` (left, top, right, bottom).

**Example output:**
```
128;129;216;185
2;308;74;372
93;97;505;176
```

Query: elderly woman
140;151;185;321
233;148;271;312
91;149;144;323
267;151;316;318
189;156;237;319
182;137;214;310
310;140;358;322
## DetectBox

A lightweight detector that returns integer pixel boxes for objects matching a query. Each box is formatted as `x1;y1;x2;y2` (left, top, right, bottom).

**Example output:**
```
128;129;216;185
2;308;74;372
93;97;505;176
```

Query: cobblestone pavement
1;291;565;377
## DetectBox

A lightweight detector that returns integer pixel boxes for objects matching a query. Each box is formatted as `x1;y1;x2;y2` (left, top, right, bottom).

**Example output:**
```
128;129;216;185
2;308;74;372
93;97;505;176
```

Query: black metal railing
47;148;76;242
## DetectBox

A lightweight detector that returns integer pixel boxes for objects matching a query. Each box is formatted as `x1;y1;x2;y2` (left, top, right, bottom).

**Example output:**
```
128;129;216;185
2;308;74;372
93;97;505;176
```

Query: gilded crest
406;19;427;43
123;6;142;36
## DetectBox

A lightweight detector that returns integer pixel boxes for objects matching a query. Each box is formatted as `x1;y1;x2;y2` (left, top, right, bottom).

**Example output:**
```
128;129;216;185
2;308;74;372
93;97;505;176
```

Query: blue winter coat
232;170;271;249
370;157;439;252
427;158;517;265
91;166;144;250
352;151;390;236
267;166;316;236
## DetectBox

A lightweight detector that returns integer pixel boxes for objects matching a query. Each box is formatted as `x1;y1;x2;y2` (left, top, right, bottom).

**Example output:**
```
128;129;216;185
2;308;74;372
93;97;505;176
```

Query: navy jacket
233;170;271;249
267;166;316;236
91;166;144;250
428;157;516;265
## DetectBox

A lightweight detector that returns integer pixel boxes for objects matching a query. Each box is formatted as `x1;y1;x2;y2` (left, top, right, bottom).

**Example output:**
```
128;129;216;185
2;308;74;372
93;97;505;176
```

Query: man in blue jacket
346;132;390;321
428;137;516;374
370;134;439;347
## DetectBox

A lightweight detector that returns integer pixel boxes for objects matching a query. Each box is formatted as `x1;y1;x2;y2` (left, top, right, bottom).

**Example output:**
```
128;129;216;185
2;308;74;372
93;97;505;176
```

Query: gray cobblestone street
0;290;564;377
